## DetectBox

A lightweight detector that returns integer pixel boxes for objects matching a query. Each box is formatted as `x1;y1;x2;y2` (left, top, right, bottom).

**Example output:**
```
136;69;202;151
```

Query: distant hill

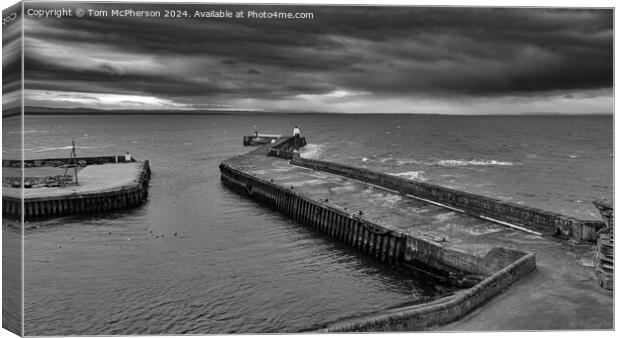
18;106;332;116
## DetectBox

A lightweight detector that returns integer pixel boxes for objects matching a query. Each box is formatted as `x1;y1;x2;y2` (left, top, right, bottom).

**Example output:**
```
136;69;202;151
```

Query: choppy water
2;113;613;335
297;114;613;220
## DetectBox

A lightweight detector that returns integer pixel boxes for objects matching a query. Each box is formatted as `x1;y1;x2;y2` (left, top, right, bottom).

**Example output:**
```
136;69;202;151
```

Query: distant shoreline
1;106;613;118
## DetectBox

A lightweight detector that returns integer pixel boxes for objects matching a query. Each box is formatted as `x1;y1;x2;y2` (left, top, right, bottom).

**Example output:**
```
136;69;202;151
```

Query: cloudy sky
11;3;614;114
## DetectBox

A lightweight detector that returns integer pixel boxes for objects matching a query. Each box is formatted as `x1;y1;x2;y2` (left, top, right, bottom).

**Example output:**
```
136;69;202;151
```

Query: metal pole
60;144;70;188
73;140;78;185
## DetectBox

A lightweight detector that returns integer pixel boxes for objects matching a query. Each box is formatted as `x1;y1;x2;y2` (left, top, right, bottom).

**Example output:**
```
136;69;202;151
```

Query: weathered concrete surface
3;162;144;199
223;147;613;330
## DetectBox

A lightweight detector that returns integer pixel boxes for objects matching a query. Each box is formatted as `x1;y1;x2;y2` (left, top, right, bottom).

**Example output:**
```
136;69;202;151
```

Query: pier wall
220;163;408;267
290;157;603;242
220;152;535;331
2;161;151;221
319;251;536;332
219;161;533;280
403;235;523;277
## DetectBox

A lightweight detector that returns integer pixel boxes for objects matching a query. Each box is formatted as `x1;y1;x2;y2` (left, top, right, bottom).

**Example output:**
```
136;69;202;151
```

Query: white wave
435;159;515;167
361;157;369;162
395;159;421;166
388;171;427;181
299;144;326;160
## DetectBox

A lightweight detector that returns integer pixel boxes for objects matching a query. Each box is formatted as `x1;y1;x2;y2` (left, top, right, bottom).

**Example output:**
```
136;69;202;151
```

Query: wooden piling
216;164;419;269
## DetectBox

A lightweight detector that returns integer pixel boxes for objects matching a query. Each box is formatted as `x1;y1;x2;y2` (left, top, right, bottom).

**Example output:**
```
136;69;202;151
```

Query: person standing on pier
293;126;301;136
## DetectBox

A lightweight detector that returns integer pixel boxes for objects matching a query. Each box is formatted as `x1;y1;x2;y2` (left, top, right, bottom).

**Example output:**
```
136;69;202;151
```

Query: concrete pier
2;156;151;220
220;136;612;331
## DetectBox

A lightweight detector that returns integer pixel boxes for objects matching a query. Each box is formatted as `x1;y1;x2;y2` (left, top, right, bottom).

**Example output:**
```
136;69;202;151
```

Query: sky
4;2;614;114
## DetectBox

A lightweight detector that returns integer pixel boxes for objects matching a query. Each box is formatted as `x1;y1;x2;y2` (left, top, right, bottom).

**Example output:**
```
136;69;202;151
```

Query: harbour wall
290;156;604;242
220;159;532;278
2;160;151;221
220;163;409;267
220;137;536;330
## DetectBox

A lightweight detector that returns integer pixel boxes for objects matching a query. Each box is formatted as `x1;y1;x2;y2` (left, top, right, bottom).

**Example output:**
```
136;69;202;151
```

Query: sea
1;113;613;335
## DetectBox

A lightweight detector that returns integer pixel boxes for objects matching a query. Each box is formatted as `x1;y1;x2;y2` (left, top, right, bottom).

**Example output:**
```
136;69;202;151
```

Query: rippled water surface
3;114;612;335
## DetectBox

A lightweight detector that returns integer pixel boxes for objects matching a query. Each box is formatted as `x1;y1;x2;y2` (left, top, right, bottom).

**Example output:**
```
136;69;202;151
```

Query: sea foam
299;144;326;160
388;171;427;181
435;159;515;167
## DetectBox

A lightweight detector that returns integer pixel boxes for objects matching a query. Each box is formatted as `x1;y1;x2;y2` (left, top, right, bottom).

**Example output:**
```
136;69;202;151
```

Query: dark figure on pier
293;126;301;136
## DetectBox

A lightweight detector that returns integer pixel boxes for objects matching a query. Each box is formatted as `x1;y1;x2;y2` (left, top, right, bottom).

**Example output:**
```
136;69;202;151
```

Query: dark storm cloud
22;3;612;106
24;55;230;96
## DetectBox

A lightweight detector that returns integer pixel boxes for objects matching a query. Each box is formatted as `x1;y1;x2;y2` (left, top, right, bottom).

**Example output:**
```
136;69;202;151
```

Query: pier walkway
221;137;612;331
2;157;151;220
3;162;144;199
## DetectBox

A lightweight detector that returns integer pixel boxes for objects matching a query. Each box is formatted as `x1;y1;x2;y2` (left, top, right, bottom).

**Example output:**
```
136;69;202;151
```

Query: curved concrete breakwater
220;136;548;331
2;156;151;220
290;158;605;242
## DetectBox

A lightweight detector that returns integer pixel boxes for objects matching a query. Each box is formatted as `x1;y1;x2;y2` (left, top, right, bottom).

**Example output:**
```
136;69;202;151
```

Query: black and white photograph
1;0;615;335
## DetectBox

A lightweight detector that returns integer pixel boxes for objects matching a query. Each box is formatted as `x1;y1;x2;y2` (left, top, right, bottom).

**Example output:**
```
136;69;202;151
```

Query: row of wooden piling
220;164;406;265
2;161;151;221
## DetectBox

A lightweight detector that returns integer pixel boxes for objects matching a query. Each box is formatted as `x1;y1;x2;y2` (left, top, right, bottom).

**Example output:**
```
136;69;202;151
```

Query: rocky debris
41;160;87;168
593;200;613;291
43;160;66;167
3;175;75;188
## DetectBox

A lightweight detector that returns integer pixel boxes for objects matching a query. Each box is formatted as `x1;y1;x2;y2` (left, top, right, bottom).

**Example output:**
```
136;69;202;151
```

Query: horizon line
1;106;614;118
